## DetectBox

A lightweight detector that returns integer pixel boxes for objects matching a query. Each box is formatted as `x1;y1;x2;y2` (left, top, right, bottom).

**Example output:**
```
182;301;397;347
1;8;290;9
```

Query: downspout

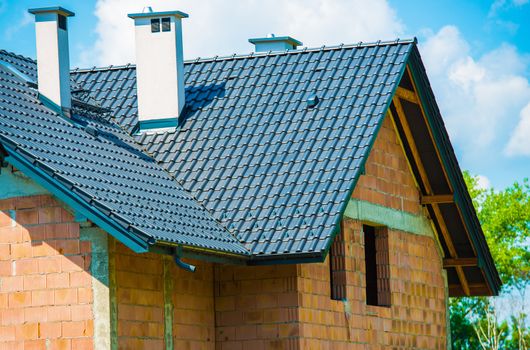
173;247;196;272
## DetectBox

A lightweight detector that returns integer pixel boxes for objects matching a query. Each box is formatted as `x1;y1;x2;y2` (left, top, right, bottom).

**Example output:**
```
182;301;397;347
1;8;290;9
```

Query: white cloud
78;0;404;67
506;103;530;156
476;174;492;190
489;0;529;17
420;26;530;156
4;11;32;41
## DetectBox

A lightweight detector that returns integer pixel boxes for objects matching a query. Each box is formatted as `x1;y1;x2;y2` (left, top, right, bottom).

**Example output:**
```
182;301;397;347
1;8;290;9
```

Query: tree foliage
451;172;530;349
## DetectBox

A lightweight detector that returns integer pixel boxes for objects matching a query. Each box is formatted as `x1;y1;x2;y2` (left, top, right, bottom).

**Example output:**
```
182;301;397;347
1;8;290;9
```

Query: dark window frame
161;17;171;32
151;18;161;33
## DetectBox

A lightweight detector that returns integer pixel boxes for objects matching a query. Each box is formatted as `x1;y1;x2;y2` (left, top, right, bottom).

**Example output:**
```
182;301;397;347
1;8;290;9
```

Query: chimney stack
128;9;188;132
249;34;302;52
28;7;74;112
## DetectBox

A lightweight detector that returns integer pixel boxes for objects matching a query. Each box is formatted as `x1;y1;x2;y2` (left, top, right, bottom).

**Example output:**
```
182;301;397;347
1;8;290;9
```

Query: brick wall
298;220;446;349
214;264;300;350
0;114;447;349
352;116;421;215
171;256;214;349
112;241;165;349
111;240;215;350
296;114;447;348
0;195;94;349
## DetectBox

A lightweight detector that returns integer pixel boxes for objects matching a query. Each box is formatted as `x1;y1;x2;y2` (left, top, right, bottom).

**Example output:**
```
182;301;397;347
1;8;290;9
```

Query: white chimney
28;7;74;112
249;34;303;52
128;9;188;131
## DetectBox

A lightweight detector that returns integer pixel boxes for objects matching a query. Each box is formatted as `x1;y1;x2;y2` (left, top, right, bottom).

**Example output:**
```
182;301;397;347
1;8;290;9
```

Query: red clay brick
0;198;14;211
0;212;12;228
37;256;62;273
47;338;71;350
24;275;46;290
11;243;32;259
0;261;12;276
14;196;40;210
70;305;93;321
16;209;38;225
39;322;61;339
77;288;92;304
15;322;38;340
32;243;56;258
31;290;54;306
0;325;15;341
24;307;47;323
44;223;69;240
23;339;47;350
69;271;91;288
38;207;62;224
70;338;93;350
61;256;84;272
0;245;10;261
50;240;79;256
15;259;38;275
47;306;71;322
61;320;87;338
46;273;69;289
54;289;77;305
8;291;31;308
0;308;24;326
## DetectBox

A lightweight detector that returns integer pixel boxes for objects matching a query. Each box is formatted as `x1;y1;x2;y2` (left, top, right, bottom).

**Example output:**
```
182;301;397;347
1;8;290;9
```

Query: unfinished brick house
0;6;500;350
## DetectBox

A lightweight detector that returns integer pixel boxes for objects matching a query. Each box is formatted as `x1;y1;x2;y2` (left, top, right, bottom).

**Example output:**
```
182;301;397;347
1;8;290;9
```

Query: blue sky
1;0;530;190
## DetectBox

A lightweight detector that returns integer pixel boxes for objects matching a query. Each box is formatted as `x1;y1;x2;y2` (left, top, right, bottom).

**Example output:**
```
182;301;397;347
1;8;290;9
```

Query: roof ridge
70;38;417;73
0;49;35;64
71;63;135;74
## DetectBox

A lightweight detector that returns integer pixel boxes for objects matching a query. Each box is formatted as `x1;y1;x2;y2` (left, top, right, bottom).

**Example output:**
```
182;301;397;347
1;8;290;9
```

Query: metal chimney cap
248;35;303;47
28;6;75;17
128;10;188;19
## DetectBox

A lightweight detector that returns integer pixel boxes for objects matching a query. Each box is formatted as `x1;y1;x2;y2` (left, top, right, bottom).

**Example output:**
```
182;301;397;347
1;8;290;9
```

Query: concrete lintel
344;198;435;239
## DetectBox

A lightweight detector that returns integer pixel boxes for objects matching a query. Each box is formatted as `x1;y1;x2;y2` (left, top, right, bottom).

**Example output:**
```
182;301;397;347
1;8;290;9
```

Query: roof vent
307;94;319;108
84;125;99;138
249;34;302;52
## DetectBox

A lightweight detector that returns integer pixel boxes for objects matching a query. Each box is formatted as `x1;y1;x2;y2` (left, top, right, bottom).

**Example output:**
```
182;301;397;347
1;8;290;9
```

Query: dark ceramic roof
0;41;502;295
71;41;413;259
0;49;249;256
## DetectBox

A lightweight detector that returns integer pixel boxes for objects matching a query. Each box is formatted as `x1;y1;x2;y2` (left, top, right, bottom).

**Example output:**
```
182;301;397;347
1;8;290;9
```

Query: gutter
1;142;151;253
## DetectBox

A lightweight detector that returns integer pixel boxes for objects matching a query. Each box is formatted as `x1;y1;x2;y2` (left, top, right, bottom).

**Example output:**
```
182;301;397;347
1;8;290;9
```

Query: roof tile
71;41;414;258
0;54;249;256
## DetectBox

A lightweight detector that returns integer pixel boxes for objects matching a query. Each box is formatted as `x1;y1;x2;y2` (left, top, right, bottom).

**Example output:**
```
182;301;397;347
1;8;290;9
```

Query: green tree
450;172;530;349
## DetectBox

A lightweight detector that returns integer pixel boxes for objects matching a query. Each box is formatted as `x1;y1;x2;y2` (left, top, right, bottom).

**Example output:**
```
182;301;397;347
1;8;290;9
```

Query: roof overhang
383;46;501;296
